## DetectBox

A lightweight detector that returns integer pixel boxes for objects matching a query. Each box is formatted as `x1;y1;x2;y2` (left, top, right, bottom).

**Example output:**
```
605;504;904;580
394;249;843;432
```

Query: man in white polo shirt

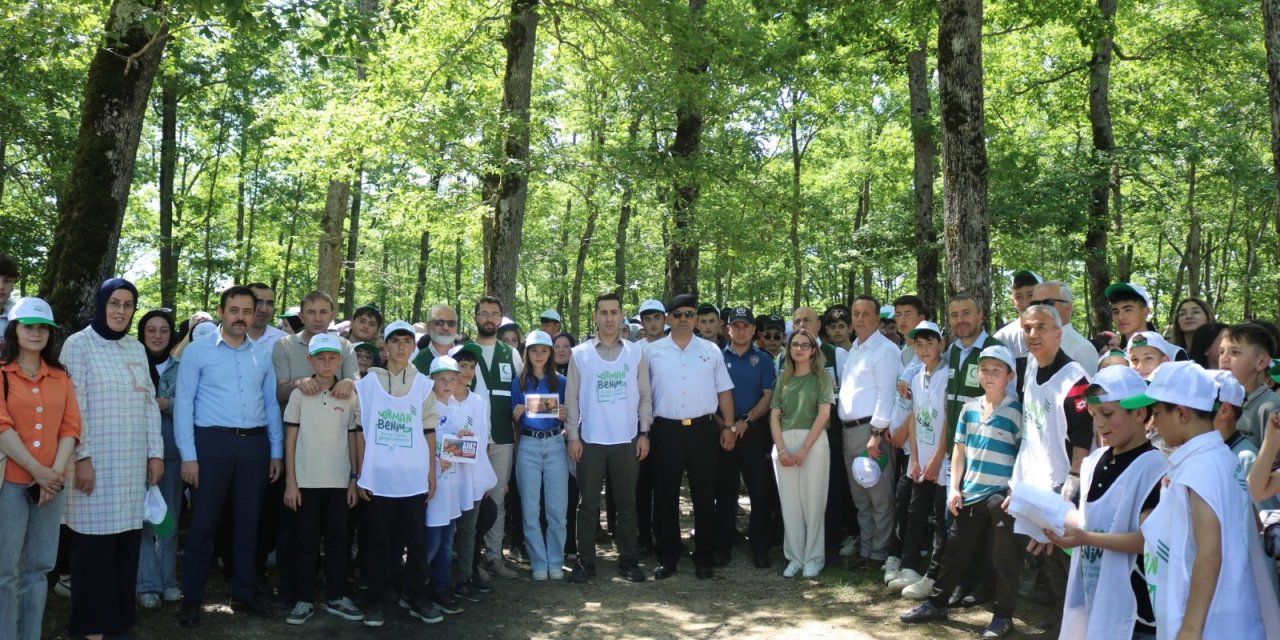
645;293;735;580
836;295;903;569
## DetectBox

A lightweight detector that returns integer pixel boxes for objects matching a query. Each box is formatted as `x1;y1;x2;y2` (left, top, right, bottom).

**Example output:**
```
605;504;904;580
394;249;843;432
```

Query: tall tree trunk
158;72;178;311
235;113;248;287
937;0;992;314
454;241;463;314
1111;165;1131;282
1265;0;1280;239
317;179;350;297
789;113;803;309
1085;0;1116;333
614;113;641;298
570;200;598;338
1184;159;1201;298
281;202;300;311
41;0;167;330
241;148;262;282
198;112;229;311
344;166;364;317
907;41;941;315
0;137;6;207
412;230;431;323
485;0;539;312
665;0;708;298
858;177;873;296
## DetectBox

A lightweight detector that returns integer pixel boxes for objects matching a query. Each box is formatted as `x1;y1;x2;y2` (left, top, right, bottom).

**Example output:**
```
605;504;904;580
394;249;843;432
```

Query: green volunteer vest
944;333;1003;455
474;341;517;445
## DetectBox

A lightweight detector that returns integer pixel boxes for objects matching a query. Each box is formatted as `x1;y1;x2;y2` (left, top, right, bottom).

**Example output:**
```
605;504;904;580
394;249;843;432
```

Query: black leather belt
655;415;714;427
842;417;872;428
520;427;564;440
206;426;267;436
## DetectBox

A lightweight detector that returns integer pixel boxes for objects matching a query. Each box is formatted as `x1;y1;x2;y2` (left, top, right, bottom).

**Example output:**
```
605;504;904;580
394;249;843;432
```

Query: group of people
3;251;1280;639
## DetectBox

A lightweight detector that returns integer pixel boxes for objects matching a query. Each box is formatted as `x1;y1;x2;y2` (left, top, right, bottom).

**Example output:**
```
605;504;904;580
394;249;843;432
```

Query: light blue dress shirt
174;329;284;461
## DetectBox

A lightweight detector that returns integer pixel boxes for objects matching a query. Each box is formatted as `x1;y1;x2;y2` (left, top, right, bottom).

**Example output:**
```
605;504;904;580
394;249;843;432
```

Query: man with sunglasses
993;270;1042;359
1031;281;1097;375
411;304;462;374
646;294;735;580
756;315;786;359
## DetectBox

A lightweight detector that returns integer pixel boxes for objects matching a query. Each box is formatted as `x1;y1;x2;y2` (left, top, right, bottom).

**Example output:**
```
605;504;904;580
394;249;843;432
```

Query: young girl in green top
770;328;835;578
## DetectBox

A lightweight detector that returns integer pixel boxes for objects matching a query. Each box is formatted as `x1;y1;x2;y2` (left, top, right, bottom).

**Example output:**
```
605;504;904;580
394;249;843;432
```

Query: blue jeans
515;435;569;573
137;457;182;594
0;481;68;640
424;522;455;598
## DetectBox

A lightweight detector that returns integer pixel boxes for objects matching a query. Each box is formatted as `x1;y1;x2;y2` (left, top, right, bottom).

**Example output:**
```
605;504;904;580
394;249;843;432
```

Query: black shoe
567;561;596;584
231;594;274;617
654;564;678;580
618;560;646;583
900;601;947;623
752;554;771;569
471;574;494;593
713;551;731;568
178;601;202;628
454;580;484;603
430;593;463;615
695;567;714;580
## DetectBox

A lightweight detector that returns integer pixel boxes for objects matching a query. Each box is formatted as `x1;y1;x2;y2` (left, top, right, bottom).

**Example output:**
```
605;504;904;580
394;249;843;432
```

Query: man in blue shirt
174;285;284;627
717;306;779;568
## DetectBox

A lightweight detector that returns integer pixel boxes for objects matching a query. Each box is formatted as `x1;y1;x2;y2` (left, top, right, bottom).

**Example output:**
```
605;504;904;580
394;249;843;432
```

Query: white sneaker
888;568;923;590
838;536;858;558
532;570;549;581
54;575;71;597
882;556;902;585
137;593;161;609
161;586;183;602
549;569;565;581
902;576;936;600
782;561;802;578
285;601;314;625
802;564;822;578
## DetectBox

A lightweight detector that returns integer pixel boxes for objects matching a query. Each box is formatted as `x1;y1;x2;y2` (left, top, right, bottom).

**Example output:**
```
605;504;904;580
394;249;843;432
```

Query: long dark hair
519;343;560;394
1;322;65;371
1188;322;1228;369
553;332;577;376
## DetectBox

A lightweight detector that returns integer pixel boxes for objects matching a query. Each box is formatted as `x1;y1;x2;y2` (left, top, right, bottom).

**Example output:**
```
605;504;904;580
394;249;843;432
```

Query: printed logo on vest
596;368;628;404
499;362;513;383
374;405;418;449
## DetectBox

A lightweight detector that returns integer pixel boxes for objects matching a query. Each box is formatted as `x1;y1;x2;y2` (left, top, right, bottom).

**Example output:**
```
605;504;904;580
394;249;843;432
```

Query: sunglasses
432;319;458;328
762;332;784;340
1030;298;1067;306
670;310;697;319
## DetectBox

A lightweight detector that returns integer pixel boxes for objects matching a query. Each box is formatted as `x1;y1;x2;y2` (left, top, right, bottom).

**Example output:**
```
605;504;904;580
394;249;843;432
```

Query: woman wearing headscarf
61;279;164;640
135;309;182;608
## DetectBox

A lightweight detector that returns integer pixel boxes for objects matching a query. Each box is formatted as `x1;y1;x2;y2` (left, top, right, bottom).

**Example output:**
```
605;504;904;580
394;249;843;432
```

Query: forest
4;0;1280;337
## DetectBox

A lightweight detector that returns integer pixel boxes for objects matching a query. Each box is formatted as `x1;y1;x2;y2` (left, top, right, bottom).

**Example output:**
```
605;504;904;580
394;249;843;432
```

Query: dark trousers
183;428;270;602
898;479;940;573
824;423;857;551
576;440;639;563
566;475;580;555
928;493;1020;617
472;497;497;577
295;488;350;603
923;486;948;579
68;529;142;636
257;474;298;599
713;443;741;556
362;494;428;607
651;417;718;569
635;453;654;548
729;419;779;557
887;459;913;560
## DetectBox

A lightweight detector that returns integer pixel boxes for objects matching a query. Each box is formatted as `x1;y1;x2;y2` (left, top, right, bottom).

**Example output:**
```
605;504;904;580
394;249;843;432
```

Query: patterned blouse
62;326;163;535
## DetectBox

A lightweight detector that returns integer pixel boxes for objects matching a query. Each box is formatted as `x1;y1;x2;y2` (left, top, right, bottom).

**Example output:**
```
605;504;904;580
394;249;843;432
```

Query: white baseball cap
1126;331;1180;361
539;309;562;323
1086;365;1148;405
525;329;554;349
1120;360;1217;413
879;305;895;320
1104;282;1152;309
977;345;1016;373
852;456;882;488
383;320;415;340
308;333;342;356
638;299;666;316
1212;370;1245;408
907;320;942;340
8;297;58;328
429;355;460;376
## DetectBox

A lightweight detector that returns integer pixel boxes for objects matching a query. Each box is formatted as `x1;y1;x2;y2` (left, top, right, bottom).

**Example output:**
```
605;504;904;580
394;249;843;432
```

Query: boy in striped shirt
902;345;1024;638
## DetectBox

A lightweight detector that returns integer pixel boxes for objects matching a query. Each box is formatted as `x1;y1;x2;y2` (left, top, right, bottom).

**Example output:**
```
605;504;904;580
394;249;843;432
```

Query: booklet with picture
526;393;560;420
440;434;480;464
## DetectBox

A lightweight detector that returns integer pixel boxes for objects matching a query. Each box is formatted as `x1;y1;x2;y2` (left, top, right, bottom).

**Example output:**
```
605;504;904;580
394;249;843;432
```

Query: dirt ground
41;496;1058;640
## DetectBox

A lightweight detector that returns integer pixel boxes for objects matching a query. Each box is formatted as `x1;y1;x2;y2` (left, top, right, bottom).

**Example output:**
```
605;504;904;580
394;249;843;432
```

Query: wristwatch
870;428;887;438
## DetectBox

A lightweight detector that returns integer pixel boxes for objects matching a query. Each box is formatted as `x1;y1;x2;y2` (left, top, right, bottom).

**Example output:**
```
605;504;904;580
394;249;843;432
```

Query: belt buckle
681;418;692;427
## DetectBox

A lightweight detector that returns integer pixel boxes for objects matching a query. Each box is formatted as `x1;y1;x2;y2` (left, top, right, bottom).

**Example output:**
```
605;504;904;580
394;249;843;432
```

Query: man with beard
246;283;288;353
470;296;524;578
411;304;462;374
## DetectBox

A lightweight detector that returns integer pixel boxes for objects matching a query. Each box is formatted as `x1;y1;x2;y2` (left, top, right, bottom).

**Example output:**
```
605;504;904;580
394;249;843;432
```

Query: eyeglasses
1030;298;1067;306
670;310;697;319
432;319;458;328
790;342;814;351
106;301;136;311
762;332;784;340
475;311;502;319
